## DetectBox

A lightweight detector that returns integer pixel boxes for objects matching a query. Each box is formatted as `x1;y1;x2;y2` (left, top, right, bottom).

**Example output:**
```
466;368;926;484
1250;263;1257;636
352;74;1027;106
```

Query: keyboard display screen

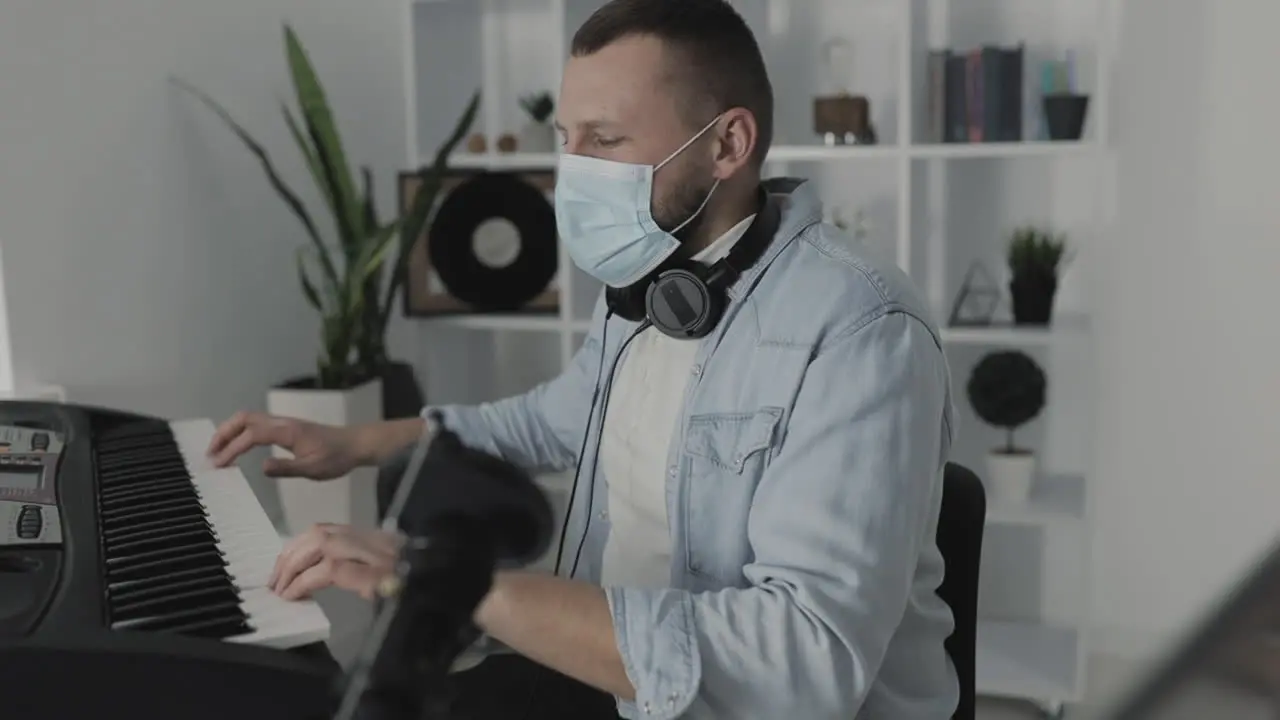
0;470;39;490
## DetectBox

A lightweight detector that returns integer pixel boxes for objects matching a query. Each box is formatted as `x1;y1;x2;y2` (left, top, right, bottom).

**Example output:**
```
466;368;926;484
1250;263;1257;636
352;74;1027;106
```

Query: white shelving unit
404;0;1112;715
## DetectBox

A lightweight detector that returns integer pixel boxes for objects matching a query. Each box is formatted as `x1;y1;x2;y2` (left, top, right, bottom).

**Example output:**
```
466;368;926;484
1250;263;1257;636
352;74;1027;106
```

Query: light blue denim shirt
427;178;958;719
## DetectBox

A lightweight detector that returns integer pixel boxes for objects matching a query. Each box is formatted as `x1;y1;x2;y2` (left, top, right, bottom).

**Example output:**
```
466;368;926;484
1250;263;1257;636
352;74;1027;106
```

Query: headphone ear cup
645;268;722;339
605;284;648;322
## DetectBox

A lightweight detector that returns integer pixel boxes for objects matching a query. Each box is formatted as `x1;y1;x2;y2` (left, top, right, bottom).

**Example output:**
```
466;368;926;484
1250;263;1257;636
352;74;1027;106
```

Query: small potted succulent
518;91;556;153
1007;226;1068;325
966;350;1047;506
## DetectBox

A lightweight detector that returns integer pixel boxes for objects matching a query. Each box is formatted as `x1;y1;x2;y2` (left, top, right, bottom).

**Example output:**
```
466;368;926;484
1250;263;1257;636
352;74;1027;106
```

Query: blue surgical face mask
554;114;724;288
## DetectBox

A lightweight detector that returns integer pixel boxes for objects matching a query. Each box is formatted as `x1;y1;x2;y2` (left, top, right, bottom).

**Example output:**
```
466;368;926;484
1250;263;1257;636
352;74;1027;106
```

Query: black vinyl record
426;172;558;312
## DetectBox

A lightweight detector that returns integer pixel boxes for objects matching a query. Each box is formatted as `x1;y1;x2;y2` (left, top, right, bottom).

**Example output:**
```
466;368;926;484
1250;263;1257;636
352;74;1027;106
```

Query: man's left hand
271;523;403;600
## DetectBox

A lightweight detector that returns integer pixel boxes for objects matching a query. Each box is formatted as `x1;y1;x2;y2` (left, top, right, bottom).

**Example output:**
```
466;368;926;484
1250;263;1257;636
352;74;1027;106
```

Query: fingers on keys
272;524;398;601
206;411;250;459
271;523;332;591
207;411;289;467
279;559;384;601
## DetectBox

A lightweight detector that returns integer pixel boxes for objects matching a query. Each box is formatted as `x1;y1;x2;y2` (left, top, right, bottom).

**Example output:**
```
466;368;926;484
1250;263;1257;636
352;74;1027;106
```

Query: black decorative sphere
966;350;1047;430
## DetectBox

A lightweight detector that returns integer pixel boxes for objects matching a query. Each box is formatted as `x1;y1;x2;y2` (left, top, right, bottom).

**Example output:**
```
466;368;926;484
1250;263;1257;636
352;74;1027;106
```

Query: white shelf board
985;473;1086;526
940;315;1089;347
976;620;1082;704
448;152;558;170
768;144;900;162
422;312;1091;345
911;141;1100;160
444;141;1098;170
416;314;564;331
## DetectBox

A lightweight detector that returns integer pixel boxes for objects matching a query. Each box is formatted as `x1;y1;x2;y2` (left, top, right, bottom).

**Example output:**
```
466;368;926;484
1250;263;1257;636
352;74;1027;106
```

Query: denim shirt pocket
681;406;783;582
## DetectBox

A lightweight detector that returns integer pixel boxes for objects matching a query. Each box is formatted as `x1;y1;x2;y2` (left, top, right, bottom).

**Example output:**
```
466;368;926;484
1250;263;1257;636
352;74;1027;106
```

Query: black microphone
333;417;554;720
393;424;554;566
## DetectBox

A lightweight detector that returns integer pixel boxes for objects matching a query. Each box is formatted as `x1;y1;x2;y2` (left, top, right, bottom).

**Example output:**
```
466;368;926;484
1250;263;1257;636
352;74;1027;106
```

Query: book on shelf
925;44;1025;144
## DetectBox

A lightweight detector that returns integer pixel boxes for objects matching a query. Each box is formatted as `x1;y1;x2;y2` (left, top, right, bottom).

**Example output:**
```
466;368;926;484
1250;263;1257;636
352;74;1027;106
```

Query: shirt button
599;509;608;520
667;465;677;478
690;364;701;376
643;701;652;714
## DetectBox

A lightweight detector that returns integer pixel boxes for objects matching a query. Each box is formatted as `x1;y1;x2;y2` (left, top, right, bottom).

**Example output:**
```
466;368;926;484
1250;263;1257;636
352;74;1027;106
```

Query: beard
652;165;717;245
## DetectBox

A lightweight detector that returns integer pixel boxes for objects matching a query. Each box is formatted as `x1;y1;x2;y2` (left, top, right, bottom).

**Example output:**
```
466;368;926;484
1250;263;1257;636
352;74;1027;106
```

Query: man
208;1;958;717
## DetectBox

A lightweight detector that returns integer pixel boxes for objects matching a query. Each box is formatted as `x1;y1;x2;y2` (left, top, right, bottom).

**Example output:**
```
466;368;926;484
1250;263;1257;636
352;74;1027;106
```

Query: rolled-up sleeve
605;309;952;719
423;297;606;474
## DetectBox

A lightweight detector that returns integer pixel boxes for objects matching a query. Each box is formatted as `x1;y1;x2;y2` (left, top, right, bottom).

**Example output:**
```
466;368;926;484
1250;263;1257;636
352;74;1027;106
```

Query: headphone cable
522;314;648;718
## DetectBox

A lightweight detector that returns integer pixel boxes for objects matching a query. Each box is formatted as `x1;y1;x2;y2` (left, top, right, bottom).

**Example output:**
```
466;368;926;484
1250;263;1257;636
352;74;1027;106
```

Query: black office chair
936;462;987;720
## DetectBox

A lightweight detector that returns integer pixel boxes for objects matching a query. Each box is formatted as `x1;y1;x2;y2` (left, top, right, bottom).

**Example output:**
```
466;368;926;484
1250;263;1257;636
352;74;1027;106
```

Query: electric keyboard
0;401;339;720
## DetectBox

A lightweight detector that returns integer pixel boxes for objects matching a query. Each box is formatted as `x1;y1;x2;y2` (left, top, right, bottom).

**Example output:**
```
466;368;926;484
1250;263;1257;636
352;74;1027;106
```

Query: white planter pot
267;377;383;535
984;451;1036;507
519;121;555;153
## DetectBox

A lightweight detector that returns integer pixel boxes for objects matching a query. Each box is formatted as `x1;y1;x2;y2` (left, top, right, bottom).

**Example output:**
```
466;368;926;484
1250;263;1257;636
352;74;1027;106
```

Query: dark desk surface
295;639;341;672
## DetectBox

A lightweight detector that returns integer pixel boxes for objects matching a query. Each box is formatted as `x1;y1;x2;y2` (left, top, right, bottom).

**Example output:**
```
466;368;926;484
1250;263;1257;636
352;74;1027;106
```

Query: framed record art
400;169;561;317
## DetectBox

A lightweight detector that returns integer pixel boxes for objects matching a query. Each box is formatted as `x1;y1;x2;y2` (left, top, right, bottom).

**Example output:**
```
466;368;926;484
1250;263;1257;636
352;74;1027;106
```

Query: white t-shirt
597;215;756;588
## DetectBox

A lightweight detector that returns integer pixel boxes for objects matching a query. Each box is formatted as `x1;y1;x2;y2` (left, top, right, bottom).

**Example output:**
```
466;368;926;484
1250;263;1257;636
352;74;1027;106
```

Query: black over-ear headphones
603;187;781;340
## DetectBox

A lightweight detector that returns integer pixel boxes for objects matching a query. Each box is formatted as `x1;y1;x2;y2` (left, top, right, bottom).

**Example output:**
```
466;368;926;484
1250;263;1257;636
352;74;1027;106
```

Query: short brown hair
571;0;775;168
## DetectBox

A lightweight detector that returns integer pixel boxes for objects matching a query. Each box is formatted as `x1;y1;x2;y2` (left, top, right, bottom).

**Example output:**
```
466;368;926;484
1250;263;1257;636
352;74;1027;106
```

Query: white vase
519;121;555;153
984;451;1036;507
267;377;383;535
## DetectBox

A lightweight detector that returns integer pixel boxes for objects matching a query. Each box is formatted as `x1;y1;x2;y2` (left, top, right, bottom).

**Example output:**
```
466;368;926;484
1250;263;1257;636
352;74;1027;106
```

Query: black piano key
98;463;190;485
105;527;212;554
159;613;254;639
97;440;180;457
97;453;187;471
99;421;170;439
96;419;259;642
98;466;189;487
98;424;171;439
110;583;243;620
97;435;180;452
107;564;231;595
110;599;246;632
96;441;183;459
99;484;193;508
109;569;231;604
101;484;197;507
101;511;209;541
100;496;205;524
105;538;219;568
104;546;227;582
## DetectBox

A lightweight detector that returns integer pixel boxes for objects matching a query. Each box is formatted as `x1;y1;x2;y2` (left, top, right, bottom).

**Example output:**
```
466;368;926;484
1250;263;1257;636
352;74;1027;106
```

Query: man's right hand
206;411;362;481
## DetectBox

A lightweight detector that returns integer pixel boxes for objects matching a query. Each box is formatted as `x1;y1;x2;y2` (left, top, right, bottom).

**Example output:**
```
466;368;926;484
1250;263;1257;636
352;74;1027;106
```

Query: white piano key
166;418;331;650
227;587;331;649
190;469;282;588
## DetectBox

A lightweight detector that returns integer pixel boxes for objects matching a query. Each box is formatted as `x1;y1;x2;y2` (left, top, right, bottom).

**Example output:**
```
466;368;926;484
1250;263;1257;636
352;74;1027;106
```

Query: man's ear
712;108;759;179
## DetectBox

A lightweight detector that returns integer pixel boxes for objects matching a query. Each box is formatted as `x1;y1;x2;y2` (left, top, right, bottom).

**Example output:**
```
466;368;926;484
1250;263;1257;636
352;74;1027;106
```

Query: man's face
557;34;717;236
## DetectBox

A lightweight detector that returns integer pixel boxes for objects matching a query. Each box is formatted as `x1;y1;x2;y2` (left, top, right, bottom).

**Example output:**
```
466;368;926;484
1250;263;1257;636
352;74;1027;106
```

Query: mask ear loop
669;179;721;235
654;113;726;235
655;112;726;172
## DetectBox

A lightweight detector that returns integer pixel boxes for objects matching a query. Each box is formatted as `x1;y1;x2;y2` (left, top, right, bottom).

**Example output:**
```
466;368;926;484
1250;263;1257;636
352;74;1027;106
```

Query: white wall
0;240;15;395
0;0;408;515
1092;0;1280;652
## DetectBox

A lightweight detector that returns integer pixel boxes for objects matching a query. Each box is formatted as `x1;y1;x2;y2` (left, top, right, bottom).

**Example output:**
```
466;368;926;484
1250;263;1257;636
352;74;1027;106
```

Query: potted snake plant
173;23;477;532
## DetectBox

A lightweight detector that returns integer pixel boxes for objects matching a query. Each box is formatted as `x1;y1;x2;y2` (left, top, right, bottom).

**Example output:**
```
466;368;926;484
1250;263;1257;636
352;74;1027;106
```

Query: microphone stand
330;419;500;720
